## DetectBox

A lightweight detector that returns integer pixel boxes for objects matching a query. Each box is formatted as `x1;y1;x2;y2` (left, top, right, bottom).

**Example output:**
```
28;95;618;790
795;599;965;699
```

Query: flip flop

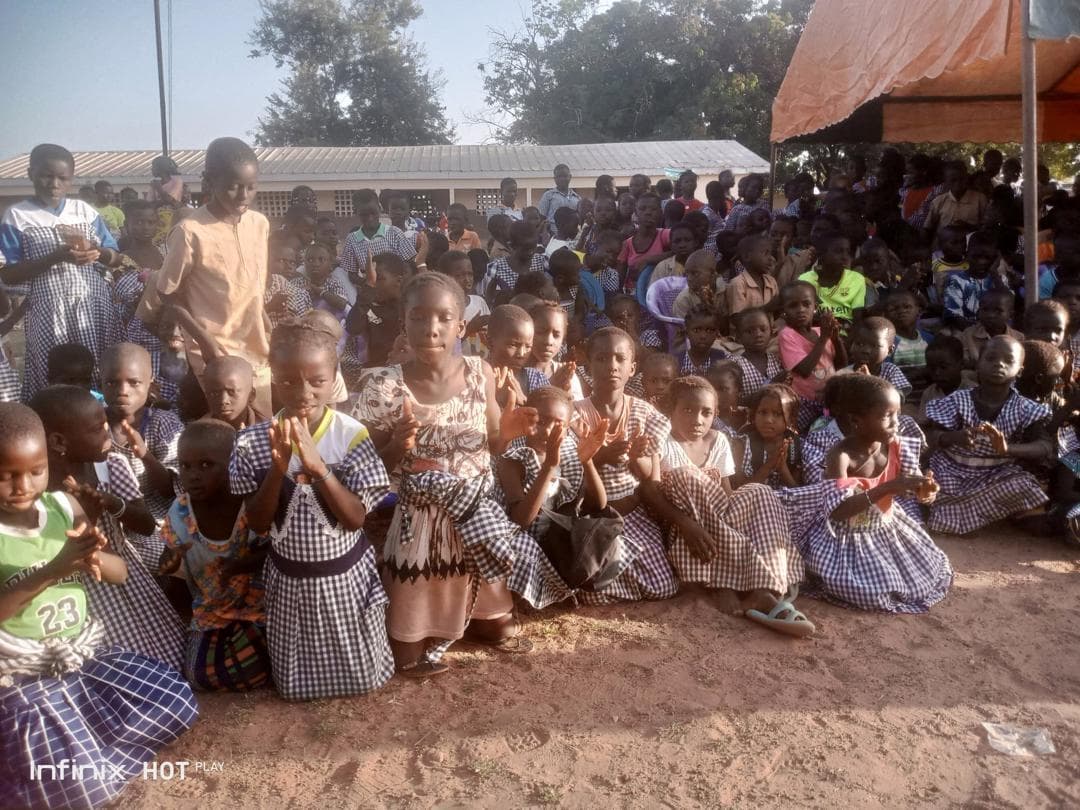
745;585;816;638
398;660;449;679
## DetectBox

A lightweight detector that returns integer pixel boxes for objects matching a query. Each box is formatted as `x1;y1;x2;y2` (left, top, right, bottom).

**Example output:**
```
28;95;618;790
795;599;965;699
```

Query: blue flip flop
745;585;816;638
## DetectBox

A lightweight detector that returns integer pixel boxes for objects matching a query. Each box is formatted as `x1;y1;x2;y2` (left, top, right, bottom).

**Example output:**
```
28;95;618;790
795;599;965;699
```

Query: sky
0;0;543;158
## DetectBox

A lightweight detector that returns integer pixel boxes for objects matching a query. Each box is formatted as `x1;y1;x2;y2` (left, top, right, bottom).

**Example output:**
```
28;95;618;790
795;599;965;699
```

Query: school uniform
677;348;729;377
339;223;417;283
734;353;785;403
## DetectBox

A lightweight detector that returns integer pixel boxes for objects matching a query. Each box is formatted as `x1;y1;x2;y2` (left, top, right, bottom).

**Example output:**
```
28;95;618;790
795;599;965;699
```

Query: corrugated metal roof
0;141;768;188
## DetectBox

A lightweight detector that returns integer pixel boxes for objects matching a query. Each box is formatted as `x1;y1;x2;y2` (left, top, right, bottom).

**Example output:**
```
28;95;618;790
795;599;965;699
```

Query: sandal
398;660;449;679
745;585;816;638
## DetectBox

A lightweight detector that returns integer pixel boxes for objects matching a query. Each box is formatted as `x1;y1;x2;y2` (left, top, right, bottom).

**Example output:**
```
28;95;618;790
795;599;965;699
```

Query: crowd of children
2;139;1080;806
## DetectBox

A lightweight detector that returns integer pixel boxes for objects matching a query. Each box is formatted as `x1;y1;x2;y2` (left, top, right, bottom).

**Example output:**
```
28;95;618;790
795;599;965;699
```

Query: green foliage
479;0;813;156
249;0;453;146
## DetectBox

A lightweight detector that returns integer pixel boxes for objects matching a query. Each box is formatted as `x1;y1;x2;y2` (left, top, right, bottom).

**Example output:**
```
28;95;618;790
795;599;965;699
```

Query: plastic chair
645;275;688;349
634;264;656;307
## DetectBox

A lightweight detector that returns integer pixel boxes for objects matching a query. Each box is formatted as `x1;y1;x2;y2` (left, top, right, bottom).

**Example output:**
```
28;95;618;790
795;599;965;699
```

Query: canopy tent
769;0;1080;303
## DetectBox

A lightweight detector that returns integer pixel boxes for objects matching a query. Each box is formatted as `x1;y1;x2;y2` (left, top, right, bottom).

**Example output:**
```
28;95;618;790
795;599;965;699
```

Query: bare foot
713;588;743;615
741;589;777;614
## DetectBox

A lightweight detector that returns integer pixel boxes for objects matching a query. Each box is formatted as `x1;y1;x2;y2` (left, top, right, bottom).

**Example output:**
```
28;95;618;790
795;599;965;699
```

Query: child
673;250;722;320
353;273;537;676
265;233;311;328
929;224;969;305
706;361;747;437
340;189;417;285
726;234;780;317
446;203;483;254
606;293;664;354
487;213;512;259
230;318;395;699
545;207;580;257
959;289;1022;368
1037;231;1080;300
485;220;546;304
1053;278;1080;374
550;247;601;328
488;304;548;403
100;343;182;569
638;377;808;630
388;194;429;268
919;336;974;422
496;386;607;606
1017;340;1066;406
618;193;671;292
159;419;271;691
785;375;952;613
884;290;933;374
573;327;678;603
342;252;409;378
529;301;584;400
733;308;786;402
585;228;623;297
733;384;802;489
440;249;491;358
281;204;316;251
777;282;847;431
1024;299;1069;349
30;385;187;671
0;403;197;810
798;231;865;328
944;230;1008;332
650;222;698;284
46;342;104;401
118;199;163;271
925;336;1052;534
0;144;124;400
303;241;344;314
641;351;678;408
678;306;728;375
202;355;263;430
843;317;913;401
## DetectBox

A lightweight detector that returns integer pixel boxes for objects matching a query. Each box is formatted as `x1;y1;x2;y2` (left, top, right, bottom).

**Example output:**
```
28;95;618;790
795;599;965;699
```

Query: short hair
101;342;151;375
29;143;74;171
1053;278;1080;297
1024;300;1069;331
733;307;771;333
925;335;964;362
371;252;408;279
885;288;920;307
268;230;301;253
1021;339;1064;377
47;343;94;379
284;204;316;225
586;326;635;359
812;229;848;254
514;270;558;300
605;293;639;316
554;163;570;173
854;315;896;344
979;288;1015;308
704;180;722;198
499;177;517;191
636;191;662;207
749;383;800;429
151;155;180;177
553;207;579;227
967;229;999;252
436;250;471;273
204;354;255;382
525;385;573;412
822;372;861;422
487;213;511;233
779;280;818;305
983;334;1024;362
630;173;650;186
529;299;568;325
842;374;898;414
943;159;968;176
304;240;333;260
684;304;718;328
736;233;770;260
664;375;716;414
548;247;581;277
401;271;466;317
656;178;674;196
269;316;339;364
180;419;236;452
31;385;101;435
204;137;257;181
669;221;695;238
93;180;112;194
122;199;155;218
507;220;535;245
0;402;46;447
352;188;379;209
641;351;678;374
706;360;743;391
489;304;532;338
447;202;468;217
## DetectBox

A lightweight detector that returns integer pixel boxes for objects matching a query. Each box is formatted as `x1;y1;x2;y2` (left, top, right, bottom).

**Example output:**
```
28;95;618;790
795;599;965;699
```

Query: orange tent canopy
771;0;1080;144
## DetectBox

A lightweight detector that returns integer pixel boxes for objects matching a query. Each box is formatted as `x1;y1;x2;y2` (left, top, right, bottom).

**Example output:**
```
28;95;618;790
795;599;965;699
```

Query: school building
0;140;769;228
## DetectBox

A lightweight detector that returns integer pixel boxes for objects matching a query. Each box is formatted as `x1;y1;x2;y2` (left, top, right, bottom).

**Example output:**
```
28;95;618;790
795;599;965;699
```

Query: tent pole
769;143;780;209
1021;0;1038;305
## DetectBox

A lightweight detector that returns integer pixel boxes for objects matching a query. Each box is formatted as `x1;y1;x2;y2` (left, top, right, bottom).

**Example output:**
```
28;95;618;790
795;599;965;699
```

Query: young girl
160;420;271;692
784;375;952;613
265;234;311;329
733;384;803;489
488;304;549;404
844;317;914;401
230;318;395;700
0;403;197;810
354;273;537;677
573;327;678;603
706;362;747;437
617;193;671;293
30;385;187;671
497;386;608;606
777;281;846;431
638;377;808;630
733;308;786;403
678;306;728;376
439;250;491;358
0;144;123;400
925;336;1053;534
529;301;584;400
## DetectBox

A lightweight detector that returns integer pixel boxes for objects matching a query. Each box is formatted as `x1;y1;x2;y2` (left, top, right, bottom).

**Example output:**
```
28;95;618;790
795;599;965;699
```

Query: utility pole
154;0;169;156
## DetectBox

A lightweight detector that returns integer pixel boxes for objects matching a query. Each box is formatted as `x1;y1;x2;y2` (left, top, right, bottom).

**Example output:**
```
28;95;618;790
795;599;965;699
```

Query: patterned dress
0;198;119;400
573;396;678;604
230;408;394;700
659;433;803;593
483;253;547;300
264;273;313;328
734;353;785;404
339;223;417;283
779;440;953;613
353;358;517;655
736;431;804;490
0;496;197;810
925;388;1051;534
80;453;187;672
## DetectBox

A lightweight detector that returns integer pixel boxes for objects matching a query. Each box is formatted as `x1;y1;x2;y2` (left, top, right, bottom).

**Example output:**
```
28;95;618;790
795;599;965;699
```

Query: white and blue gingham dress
734;352;785;404
925;388;1050;534
230;410;395;700
778;439;953;613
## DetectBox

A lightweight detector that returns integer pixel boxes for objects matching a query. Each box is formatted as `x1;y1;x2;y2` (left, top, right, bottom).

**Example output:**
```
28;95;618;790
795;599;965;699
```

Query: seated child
440;249;491;358
726;233;780;317
154;308;188;408
885;290;932;374
783;375;952;613
919;336;976;423
202;355;264;430
798;231;866;328
650;222;698;284
732;383;803;489
925;336;1052;534
544;207;580;257
265;232;311;328
529;301;584;399
706;361;747;437
487;213;511;259
1017;339;1066;408
584;228;623;300
641;351;678;408
929;223;969;306
606;293;664;354
1054;277;1080;374
944;230;1006;332
1023;299;1069;349
777;282;847;431
959;289;1023;368
0;403;197;810
1037;230;1080;300
732;308;786;403
303;241;347;315
484;220;546;304
30;385;187;671
673;250;723;320
678;305;728;376
159;419;271;692
488;304;548;405
856;237;899;309
842;316;913;401
638;376;808;630
47;342;104;401
551;248;602;333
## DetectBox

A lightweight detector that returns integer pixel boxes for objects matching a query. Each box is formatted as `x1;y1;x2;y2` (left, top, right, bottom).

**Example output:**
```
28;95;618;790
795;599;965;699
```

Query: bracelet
107;498;126;519
862;491;874;510
310;468;334;485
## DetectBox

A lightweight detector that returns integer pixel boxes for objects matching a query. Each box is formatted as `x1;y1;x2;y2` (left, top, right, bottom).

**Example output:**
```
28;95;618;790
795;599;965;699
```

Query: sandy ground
121;524;1080;809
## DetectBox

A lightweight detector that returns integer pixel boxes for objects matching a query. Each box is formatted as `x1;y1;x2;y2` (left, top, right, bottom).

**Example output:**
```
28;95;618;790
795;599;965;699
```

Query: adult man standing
538;164;580;235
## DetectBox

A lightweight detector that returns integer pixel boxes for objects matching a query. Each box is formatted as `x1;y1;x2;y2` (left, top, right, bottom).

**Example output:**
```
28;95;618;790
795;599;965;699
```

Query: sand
126;526;1080;809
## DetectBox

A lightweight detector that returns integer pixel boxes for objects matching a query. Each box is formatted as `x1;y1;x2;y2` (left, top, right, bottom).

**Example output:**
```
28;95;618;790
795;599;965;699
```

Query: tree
478;0;813;156
249;0;454;146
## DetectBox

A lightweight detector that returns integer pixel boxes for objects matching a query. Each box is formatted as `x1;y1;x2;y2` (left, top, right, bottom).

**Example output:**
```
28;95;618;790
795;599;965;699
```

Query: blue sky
0;0;543;157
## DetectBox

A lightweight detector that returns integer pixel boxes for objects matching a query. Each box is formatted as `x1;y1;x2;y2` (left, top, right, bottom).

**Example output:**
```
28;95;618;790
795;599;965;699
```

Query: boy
201;355;262;430
655;178;674;210
1053;277;1080;374
487;213;512;259
484;220;546;305
47;343;104;402
94;180;125;238
545;207;581;257
930;224;970;305
641;352;678;406
722;174;769;233
488;304;544;403
446;202;482;254
885;290;933;374
943;230;1007;331
726;233;780;317
678;306;728;376
673;250;723;320
340;188;417;283
439;250;491;357
343;252;408;371
651;222;698;284
960;289;1023;368
918;336;975;424
1038;231;1080;301
798;231;866;328
265;232;310;327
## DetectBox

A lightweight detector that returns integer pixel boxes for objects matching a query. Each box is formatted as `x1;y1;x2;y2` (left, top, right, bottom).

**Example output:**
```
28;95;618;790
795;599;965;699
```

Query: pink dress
778;326;835;401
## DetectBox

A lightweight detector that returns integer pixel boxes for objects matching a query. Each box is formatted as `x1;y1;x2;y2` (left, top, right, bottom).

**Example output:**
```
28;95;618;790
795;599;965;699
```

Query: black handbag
536;499;626;590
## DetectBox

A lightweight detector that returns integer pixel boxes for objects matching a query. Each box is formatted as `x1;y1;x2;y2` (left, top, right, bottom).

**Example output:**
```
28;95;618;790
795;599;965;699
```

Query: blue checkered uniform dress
230;409;394;700
734;353;785;404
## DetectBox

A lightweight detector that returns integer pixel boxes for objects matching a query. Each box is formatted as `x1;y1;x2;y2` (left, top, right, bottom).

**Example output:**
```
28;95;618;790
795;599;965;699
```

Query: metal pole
154;0;169;156
1021;0;1038;305
769;143;780;209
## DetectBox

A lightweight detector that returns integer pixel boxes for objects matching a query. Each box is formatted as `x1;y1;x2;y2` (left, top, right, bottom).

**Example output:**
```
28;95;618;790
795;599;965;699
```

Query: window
254;191;290;218
334;190;354;217
409;193;438;222
475;189;500;216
